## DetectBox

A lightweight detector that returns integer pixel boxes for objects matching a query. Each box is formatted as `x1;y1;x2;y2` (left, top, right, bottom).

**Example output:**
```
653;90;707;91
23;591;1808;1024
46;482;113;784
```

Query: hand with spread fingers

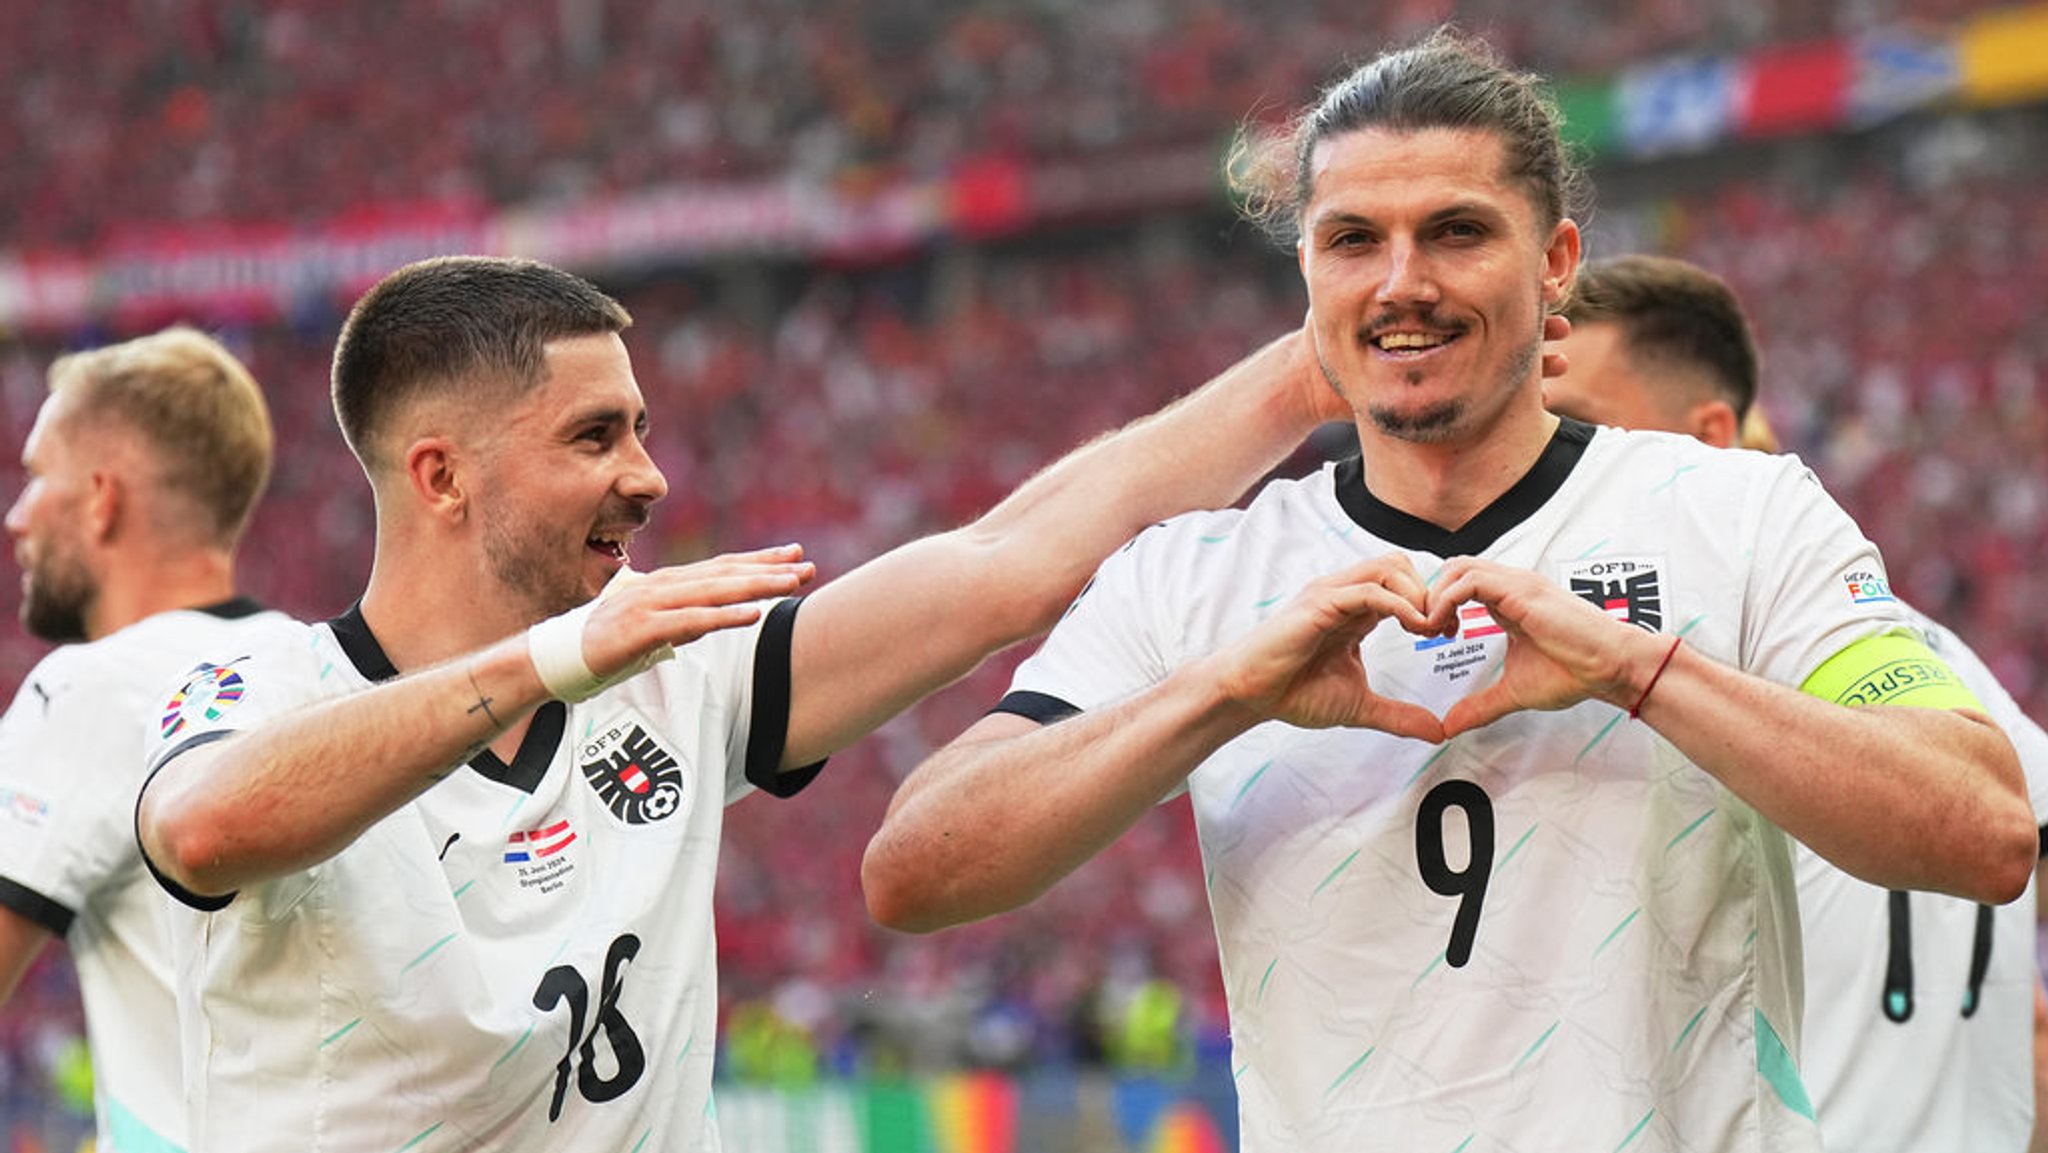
1209;554;1447;743
1426;555;1662;736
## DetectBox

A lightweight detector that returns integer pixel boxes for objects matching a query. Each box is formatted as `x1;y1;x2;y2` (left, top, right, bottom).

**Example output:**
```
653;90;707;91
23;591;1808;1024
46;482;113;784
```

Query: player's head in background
1229;26;1587;446
1546;254;1760;450
331;255;665;625
5;326;274;643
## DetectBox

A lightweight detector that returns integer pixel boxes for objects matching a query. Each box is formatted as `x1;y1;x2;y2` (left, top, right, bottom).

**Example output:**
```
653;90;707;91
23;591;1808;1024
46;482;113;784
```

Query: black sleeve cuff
0;877;72;937
992;690;1081;725
745;597;826;799
135;730;239;912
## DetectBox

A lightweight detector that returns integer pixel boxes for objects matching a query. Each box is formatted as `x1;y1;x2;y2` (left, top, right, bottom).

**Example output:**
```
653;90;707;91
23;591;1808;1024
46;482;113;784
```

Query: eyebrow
1310;201;1509;231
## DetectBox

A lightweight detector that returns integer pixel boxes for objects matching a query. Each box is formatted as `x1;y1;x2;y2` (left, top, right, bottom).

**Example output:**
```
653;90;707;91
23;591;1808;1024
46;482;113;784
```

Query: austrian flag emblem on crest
580;709;693;825
1560;556;1667;633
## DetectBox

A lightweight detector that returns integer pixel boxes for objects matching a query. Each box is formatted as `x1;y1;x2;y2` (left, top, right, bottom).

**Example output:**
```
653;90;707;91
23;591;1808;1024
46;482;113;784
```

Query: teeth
1377;332;1448;351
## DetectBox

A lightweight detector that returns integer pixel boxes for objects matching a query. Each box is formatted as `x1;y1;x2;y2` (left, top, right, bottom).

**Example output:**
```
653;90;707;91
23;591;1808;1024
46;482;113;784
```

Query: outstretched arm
863;555;1445;932
782;328;1347;770
1427;557;2035;904
140;548;814;898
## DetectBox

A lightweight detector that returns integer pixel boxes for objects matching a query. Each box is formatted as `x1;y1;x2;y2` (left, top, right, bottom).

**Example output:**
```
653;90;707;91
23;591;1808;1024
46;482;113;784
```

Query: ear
403;437;468;523
1541;219;1582;309
84;470;122;544
1688;400;1740;450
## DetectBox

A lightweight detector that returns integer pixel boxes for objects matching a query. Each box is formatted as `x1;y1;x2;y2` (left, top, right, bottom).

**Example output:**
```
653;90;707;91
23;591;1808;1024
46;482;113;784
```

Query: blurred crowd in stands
0;0;2024;250
2;0;2046;1141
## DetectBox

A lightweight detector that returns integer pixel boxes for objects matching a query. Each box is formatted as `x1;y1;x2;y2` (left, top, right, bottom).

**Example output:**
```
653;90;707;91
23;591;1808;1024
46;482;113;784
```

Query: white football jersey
1794;607;2048;1153
0;599;296;1153
142;600;817;1153
1009;422;1913;1152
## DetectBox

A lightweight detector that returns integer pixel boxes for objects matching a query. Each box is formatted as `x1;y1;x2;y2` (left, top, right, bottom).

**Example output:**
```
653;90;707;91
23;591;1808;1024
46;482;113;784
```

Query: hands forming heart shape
1214;554;1665;744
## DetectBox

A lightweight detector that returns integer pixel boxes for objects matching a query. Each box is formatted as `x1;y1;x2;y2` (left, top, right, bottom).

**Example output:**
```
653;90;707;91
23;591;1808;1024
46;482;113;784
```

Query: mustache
1362;309;1470;340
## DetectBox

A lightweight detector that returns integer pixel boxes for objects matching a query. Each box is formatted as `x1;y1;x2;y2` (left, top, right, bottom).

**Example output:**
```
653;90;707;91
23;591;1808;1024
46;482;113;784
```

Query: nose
1377;237;1440;309
619;434;668;505
4;488;29;540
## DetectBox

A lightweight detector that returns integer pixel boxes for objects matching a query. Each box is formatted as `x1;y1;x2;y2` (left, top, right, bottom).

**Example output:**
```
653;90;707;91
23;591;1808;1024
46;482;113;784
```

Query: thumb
1441;685;1513;739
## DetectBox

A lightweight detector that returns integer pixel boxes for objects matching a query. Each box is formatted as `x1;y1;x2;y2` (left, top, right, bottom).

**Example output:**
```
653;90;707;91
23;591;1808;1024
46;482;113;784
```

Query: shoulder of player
1583;425;1813;495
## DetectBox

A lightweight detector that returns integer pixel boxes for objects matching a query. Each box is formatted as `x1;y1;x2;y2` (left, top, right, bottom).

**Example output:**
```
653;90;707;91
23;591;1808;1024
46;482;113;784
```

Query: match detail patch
1801;629;1982;710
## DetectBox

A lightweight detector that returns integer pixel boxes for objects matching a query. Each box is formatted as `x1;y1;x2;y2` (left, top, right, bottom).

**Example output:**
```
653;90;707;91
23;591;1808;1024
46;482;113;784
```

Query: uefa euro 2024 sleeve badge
159;660;250;741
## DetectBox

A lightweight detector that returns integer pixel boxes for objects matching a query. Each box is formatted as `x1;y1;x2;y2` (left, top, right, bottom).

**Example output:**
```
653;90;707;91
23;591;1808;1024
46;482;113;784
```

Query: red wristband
1628;635;1683;719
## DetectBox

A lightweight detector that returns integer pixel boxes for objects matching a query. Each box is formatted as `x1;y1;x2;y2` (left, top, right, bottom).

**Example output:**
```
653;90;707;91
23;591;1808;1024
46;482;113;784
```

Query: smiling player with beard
861;28;2036;1153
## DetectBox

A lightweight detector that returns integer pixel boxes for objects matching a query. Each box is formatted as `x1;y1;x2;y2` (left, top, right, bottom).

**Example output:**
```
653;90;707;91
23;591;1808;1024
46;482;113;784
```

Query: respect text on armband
1834;658;1955;706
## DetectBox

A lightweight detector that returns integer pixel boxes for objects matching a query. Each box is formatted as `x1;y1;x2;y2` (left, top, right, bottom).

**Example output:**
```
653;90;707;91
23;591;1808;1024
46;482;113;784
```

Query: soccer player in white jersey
860;28;2037;1153
1544;252;2048;1152
126;253;1392;1152
0;326;293;1153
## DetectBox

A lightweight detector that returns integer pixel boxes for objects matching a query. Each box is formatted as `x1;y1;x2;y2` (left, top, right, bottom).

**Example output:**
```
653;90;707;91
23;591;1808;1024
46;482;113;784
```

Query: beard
481;507;592;625
479;495;650;625
1338;318;1545;446
20;545;93;643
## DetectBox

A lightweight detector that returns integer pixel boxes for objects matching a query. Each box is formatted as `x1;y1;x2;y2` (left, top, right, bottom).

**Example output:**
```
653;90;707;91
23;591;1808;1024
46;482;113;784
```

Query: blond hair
48;325;275;547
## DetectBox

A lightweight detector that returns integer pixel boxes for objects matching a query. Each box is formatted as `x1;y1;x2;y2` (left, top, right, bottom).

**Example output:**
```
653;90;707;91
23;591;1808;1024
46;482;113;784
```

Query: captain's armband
1799;629;1984;710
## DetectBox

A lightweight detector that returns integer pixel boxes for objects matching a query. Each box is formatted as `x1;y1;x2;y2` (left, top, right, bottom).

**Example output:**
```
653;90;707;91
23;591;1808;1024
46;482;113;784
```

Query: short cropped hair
47;326;274;548
1232;26;1590;244
331;256;631;472
1564;254;1759;421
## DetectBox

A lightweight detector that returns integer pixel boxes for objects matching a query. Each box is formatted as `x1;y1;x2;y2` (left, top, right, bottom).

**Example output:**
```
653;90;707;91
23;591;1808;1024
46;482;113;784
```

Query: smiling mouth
1372;330;1457;354
587;533;629;561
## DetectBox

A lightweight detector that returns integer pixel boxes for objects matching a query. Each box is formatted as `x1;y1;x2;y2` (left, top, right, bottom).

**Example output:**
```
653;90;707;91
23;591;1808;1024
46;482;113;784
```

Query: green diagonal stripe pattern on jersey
395;1122;444;1153
1450;1136;1476;1153
1325;1046;1376;1099
1405;744;1453;789
1497;822;1538;871
1312;848;1363;899
1670;1005;1710;1054
1651;464;1701;494
1612;1110;1655;1152
1755;1009;1817;1120
493;1024;535;1070
1593;908;1640;960
400;932;458;975
1665;809;1716;854
631;1129;653;1153
1229;762;1273;811
1256;957;1279;1005
1577;712;1626;762
321;1018;363;1049
1511;1020;1560;1073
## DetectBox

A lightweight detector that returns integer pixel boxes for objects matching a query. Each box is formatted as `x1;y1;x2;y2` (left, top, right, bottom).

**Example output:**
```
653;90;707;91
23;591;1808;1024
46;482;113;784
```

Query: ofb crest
580;712;692;825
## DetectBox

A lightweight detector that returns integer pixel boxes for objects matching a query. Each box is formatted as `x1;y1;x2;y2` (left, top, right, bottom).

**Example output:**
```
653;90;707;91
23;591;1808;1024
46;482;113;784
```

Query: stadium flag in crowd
1848;28;1961;124
1616;55;1743;157
1956;4;2048;106
1738;40;1854;136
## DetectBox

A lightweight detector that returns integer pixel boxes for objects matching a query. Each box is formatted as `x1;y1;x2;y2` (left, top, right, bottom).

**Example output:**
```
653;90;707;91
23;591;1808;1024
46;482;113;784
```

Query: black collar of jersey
327;601;563;794
195;595;268;620
1332;417;1595;557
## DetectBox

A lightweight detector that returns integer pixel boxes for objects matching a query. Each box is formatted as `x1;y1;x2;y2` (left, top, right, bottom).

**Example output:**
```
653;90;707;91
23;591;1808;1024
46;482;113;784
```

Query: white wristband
526;572;675;703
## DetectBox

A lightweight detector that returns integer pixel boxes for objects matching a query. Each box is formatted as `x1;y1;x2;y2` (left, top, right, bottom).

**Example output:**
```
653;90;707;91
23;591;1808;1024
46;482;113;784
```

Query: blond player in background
0;327;297;1153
